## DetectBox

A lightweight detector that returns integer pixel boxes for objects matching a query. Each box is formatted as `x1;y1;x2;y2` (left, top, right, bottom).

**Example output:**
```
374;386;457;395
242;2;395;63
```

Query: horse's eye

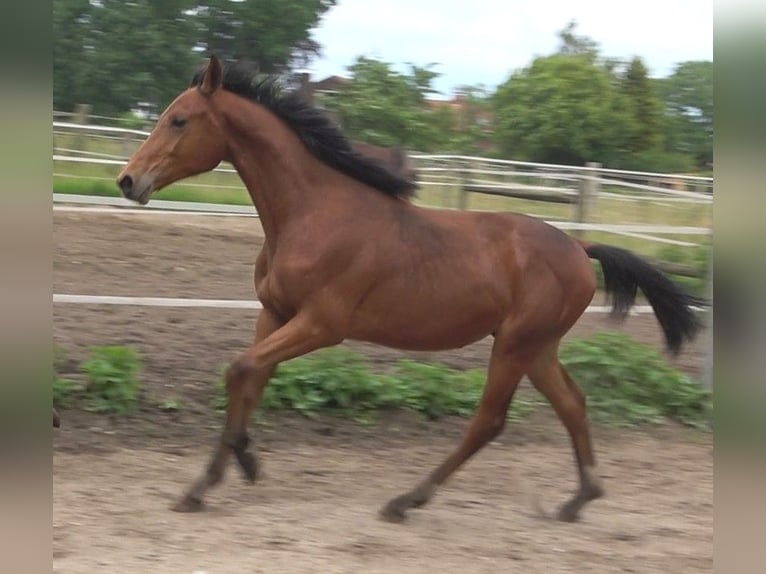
170;116;187;128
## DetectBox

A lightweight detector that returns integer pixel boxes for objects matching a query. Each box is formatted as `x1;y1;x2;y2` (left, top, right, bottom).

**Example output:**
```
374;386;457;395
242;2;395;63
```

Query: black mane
190;60;417;200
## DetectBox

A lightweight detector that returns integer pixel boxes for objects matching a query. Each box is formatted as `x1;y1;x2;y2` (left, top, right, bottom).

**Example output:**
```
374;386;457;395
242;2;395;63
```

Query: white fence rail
53;120;713;195
53;121;713;252
54;293;709;316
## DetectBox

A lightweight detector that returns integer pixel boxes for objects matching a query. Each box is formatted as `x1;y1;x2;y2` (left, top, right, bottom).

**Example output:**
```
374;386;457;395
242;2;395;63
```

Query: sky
306;0;713;97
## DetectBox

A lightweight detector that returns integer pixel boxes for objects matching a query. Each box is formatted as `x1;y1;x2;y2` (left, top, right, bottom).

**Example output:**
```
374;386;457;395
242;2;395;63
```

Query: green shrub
81;346;142;414
52;344;82;408
560;332;711;428
53;375;83;408
212;338;710;429
214;348;537;423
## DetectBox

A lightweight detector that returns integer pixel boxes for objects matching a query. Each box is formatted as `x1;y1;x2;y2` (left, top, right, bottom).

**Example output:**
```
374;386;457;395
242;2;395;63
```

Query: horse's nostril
118;174;134;196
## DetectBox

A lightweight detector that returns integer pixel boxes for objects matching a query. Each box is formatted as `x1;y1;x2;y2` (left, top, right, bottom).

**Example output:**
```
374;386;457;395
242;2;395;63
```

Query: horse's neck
221;103;319;243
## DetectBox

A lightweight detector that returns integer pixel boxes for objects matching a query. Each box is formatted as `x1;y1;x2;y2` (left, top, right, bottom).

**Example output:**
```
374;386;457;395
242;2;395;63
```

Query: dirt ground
53;209;713;573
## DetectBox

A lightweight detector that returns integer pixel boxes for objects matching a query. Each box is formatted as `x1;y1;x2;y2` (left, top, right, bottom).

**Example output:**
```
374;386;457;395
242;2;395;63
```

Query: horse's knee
225;356;258;391
475;412;506;442
489;414;506;438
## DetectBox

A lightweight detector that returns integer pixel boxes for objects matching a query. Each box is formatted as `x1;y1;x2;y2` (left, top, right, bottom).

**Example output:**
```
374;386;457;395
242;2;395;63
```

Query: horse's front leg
173;308;342;512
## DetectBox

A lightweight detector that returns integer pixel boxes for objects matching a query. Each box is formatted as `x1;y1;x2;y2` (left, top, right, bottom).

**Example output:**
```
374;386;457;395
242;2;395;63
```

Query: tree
444;85;496;155
192;0;337;72
53;0;337;114
557;20;599;61
620;57;664;153
492;53;636;166
54;0;198;114
655;61;713;167
53;0;94;112
319;56;447;151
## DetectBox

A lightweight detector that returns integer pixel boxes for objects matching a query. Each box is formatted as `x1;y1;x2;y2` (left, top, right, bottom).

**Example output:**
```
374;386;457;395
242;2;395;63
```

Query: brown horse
117;56;706;523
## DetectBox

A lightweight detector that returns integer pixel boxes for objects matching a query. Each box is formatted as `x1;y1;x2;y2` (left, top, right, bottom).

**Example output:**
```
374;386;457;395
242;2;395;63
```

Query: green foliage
560;333;711;428
620;57;664;153
491;22;710;172
81;346;142;414
53;0;336;114
319;57;441;151
53;376;83;408
654;61;713;168
492;52;636;166
212;339;709;430
54;0;199;114
53;11;712;174
213;348;537;422
193;0;337;72
618;148;696;173
53;345;82;408
318;57;494;154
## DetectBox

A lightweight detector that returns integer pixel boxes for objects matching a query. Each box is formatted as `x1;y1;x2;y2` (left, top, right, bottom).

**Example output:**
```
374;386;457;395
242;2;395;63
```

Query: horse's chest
254;267;301;320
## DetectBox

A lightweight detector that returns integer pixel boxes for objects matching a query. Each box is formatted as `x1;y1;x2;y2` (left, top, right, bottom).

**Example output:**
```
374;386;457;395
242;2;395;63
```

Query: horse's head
117;56;228;205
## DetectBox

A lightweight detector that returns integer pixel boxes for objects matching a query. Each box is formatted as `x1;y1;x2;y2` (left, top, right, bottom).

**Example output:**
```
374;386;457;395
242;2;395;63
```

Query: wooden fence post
575;161;600;237
73;103;91;125
457;159;470;210
72;104;92;154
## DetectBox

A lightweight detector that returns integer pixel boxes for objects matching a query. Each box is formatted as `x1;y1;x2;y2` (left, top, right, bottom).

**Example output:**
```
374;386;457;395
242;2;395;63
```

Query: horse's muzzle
117;173;152;205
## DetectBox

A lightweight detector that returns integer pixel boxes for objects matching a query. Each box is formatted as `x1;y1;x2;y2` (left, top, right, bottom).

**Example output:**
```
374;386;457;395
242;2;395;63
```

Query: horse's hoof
557;504;580;523
171;496;205;513
236;450;258;483
378;501;408;524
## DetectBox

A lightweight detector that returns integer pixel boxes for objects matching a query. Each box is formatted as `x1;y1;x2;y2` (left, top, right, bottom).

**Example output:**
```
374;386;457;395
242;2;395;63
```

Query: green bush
214;348;537;422
52;344;82;408
618;148;696;173
81;346;142;414
560;332;711;428
53;376;82;408
212;339;709;429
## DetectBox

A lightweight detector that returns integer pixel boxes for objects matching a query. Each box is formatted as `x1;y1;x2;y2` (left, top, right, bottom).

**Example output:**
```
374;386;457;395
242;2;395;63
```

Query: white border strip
53;294;263;309
52;294;707;315
52;193;258;215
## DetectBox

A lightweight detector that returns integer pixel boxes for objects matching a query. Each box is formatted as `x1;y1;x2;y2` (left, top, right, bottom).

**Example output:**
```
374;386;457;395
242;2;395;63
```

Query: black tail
583;243;709;355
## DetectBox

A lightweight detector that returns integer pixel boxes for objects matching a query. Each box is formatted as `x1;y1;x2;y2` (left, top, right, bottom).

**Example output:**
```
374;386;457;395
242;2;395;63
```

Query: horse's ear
199;55;223;95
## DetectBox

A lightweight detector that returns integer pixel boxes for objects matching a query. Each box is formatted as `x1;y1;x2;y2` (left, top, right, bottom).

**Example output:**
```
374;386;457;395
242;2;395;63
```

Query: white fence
53;120;713;254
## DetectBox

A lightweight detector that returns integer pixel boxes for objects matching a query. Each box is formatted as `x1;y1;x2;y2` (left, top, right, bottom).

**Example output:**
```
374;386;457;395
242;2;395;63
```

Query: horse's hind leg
173;310;282;513
379;334;535;523
526;345;604;522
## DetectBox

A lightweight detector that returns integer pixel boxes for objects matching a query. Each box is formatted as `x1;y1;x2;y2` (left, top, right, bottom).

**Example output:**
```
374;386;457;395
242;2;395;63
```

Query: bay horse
117;56;706;523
